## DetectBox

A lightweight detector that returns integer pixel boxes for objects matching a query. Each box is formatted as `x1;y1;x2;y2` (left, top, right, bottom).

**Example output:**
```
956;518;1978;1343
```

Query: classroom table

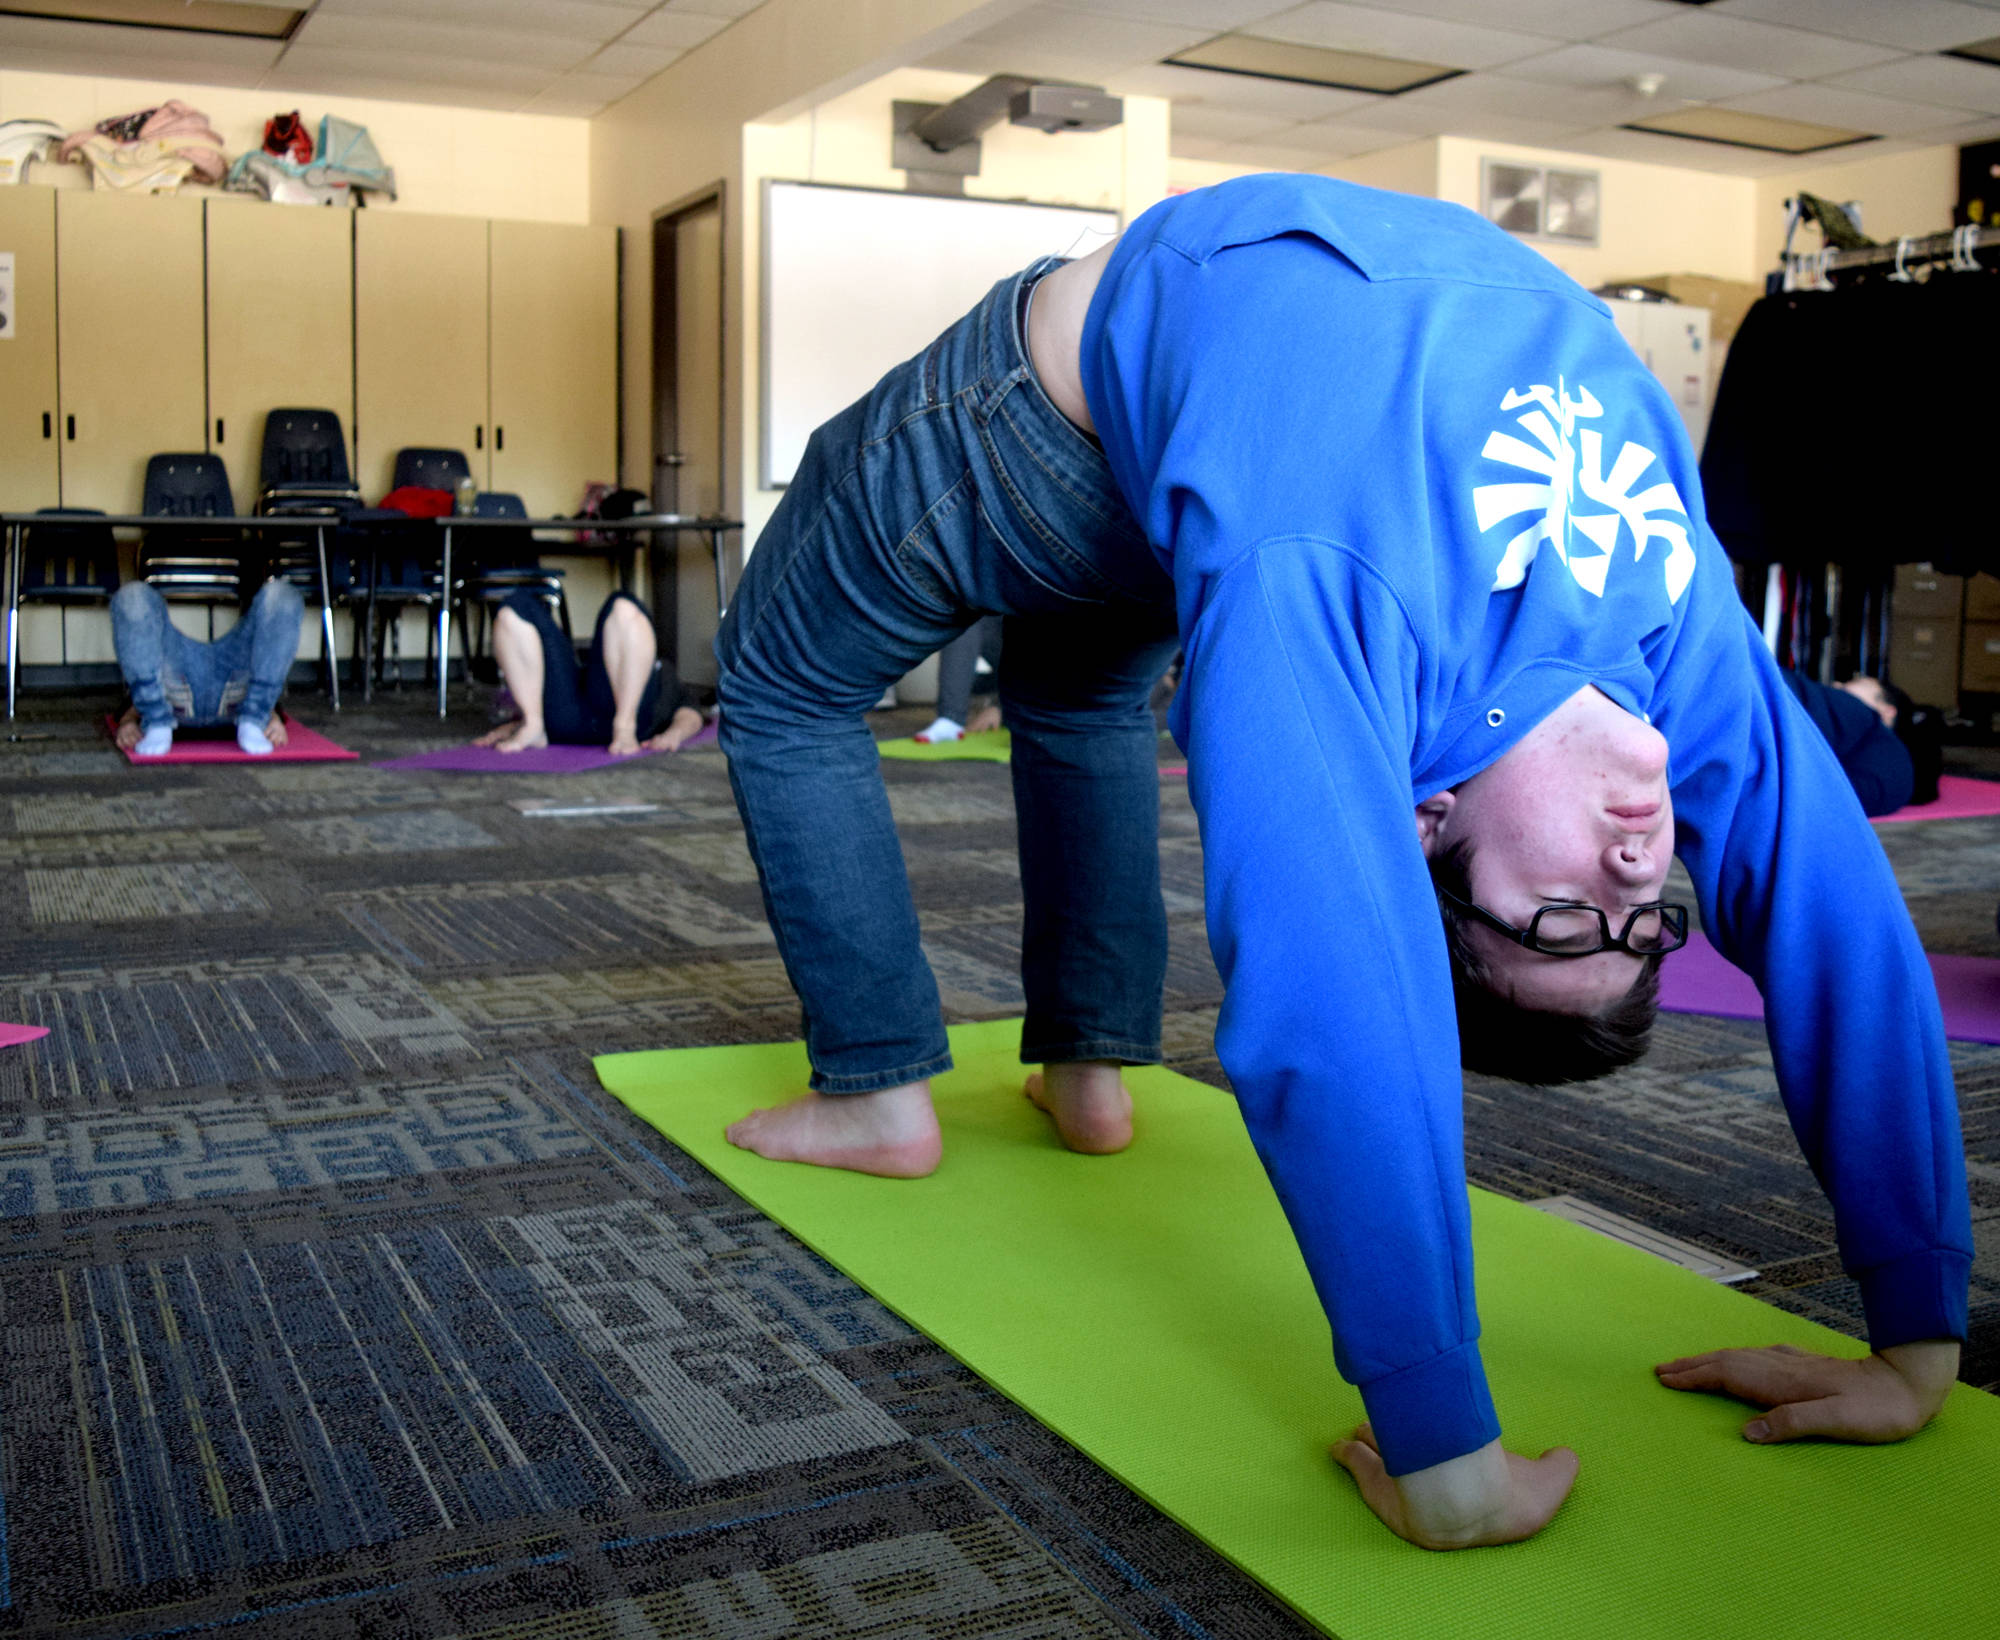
0;511;744;721
432;514;742;717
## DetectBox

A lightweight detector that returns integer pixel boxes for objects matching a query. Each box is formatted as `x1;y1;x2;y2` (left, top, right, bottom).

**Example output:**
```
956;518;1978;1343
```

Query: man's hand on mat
114;709;142;752
1654;1339;1960;1443
263;713;289;750
644;707;706;753
1332;1427;1578;1549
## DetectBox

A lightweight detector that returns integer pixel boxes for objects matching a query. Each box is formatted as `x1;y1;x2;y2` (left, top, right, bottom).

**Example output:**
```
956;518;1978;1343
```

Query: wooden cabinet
354;212;491;501
204;198;355;511
55;191;207;512
0;188;60;513
489;220;617;516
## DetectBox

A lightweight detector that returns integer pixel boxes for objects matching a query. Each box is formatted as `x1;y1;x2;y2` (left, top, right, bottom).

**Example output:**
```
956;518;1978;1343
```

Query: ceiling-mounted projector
1006;83;1124;135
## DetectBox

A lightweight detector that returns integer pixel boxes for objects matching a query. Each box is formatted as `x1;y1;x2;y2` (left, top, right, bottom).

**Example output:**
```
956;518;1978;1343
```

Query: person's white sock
915;716;964;743
236;719;274;756
134;724;174;758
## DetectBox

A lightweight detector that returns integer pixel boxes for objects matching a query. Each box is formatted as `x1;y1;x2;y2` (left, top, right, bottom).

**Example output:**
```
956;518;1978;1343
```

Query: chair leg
557;588;572;642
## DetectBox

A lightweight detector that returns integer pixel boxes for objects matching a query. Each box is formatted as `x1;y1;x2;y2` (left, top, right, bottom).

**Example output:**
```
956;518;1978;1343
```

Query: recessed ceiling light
1166;35;1461;97
1623;106;1872;155
0;0;301;39
1948;36;2000;68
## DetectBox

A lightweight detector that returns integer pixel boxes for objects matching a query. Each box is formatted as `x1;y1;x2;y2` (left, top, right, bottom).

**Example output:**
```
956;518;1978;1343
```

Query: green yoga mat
596;1020;2000;1640
877;730;1012;762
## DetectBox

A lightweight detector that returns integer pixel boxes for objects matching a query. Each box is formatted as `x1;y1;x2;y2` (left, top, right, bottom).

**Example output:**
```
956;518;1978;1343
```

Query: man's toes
1022;1072;1047;1109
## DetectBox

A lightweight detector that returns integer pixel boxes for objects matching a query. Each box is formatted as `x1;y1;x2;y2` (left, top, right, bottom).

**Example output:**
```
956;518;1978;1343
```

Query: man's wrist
1391;1438;1510;1545
1876;1338;1960;1411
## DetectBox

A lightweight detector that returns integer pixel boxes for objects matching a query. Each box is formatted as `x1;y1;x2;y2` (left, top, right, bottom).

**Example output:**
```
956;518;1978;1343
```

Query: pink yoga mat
106;714;356;765
0;1024;48;1049
1659;932;2000;1044
1874;775;2000;824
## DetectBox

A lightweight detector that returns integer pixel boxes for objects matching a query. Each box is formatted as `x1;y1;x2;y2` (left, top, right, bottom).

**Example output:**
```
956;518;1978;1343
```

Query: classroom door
653;194;724;683
0;187;60;513
204;199;354;513
354;212;490;501
488;220;616;517
55;191;207;512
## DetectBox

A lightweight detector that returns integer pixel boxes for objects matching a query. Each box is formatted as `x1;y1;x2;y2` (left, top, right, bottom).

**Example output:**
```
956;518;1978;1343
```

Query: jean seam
1019;1037;1163;1065
811;1049;955;1096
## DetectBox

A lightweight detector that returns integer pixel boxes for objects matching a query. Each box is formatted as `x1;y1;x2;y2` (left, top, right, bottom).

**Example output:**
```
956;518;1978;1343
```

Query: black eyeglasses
1436;889;1689;958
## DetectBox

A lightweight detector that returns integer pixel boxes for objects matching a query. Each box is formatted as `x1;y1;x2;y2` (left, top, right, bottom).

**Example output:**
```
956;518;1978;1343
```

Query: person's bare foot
608;717;643;757
1023;1060;1133;1154
644;706;707;752
967;703;1002;734
725;1082;943;1177
493;720;549;753
264;713;289;750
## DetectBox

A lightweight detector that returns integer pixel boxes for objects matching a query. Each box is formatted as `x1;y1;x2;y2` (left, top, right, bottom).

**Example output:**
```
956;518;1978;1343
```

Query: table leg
710;526;730;619
437;524;452;718
4;522;19;721
316;524;340;712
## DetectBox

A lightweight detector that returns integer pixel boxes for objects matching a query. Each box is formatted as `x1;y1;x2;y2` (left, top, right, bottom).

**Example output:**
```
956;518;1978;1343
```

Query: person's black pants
502;588;661;744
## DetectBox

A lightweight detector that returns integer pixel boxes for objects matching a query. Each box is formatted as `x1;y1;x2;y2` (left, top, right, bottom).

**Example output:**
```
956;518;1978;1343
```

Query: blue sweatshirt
1080;175;1971;1477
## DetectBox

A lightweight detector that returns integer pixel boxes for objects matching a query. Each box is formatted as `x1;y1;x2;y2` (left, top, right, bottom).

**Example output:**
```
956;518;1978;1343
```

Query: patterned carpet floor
0;682;1990;1640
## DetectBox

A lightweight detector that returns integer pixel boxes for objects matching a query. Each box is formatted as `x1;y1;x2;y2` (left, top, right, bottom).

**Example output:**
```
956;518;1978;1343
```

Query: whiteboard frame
759;179;1119;490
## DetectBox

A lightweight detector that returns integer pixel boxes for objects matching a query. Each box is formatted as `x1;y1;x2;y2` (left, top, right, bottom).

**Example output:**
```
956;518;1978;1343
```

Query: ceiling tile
519;87;621;115
1825;54;2000;115
1496;43;1783;100
1249;2;1565;71
957;4;1209;66
1105;60;1388;119
1058;0;1289;31
1712;80;1960;135
270;44;557;100
312;0;643;37
1906;113;2000;143
577;41;683;76
1166;134;1240;160
292;12;597;70
656;0;763;15
0;14;283;85
1592;11;1904;76
1169;102;1296;140
1220;139;1342;170
616;8;730;49
1338;0;1674;34
1554;123;1811;173
1711;0;2000;53
1273;116;1427;153
1395;68;1678;126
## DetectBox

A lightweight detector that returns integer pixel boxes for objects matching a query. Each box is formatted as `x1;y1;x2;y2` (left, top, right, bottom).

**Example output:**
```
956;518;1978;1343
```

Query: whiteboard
761;180;1119;488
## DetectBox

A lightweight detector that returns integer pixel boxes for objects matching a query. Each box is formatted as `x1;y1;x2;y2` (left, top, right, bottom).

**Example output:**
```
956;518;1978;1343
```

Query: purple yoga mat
1660;932;2000;1044
376;743;662;774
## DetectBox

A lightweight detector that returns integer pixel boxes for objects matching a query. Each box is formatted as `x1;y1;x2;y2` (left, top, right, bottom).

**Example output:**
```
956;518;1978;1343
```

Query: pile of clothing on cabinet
223;111;397;206
57;101;228;192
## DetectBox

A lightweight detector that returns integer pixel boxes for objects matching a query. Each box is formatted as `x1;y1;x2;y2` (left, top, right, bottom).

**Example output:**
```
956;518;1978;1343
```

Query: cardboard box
1606;272;1761;346
1894;563;1965;620
1891;616;1962;705
1960;621;2000;692
1965;574;2000;622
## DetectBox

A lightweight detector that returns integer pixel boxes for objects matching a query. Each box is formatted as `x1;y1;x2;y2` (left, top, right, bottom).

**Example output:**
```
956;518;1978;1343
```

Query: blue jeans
717;261;1180;1094
112;579;304;730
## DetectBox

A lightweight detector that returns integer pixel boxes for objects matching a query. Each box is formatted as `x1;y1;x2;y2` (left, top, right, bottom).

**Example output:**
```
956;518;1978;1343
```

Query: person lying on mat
476;589;705;757
710;175;1970;1551
1782;670;1924;817
111;577;303;758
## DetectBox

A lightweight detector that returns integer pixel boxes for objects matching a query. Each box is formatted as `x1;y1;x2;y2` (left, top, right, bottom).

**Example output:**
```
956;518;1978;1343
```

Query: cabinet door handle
475;425;483;450
65;414;75;441
215;418;225;444
42;412;51;439
495;426;504;452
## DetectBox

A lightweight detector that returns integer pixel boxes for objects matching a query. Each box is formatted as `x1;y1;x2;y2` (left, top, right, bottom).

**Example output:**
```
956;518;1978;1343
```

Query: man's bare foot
726;1082;943;1178
1024;1060;1133;1154
493;720;549;753
967;703;1002;734
475;718;520;747
114;708;142;752
264;713;289;750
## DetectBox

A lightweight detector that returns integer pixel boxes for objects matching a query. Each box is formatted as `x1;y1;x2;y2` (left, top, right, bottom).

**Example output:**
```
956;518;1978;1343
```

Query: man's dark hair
1428;838;1660;1085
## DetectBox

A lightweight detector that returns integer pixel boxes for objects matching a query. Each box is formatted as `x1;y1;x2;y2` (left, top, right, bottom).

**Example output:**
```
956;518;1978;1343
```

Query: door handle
41;412;51;439
495;426;504;452
65;414;74;441
475;425;483;450
215;417;225;444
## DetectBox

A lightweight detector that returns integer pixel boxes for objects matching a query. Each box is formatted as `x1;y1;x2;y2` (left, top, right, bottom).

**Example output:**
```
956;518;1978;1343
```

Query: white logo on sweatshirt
1471;380;1695;604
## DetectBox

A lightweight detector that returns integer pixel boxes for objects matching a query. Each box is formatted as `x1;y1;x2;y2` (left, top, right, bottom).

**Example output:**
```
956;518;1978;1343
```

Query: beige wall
1434;136;1758;288
1329;138;1440;198
0;69;591;221
1752;145;1959;272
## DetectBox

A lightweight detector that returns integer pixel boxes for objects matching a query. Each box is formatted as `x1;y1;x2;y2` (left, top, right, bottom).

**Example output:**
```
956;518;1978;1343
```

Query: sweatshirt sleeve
1179;535;1500;1478
1659;559;1970;1350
